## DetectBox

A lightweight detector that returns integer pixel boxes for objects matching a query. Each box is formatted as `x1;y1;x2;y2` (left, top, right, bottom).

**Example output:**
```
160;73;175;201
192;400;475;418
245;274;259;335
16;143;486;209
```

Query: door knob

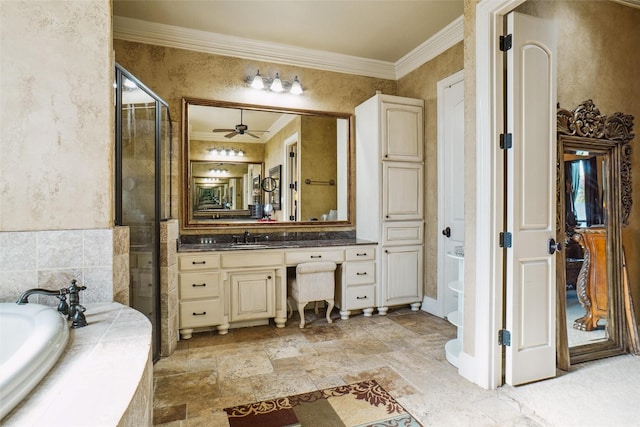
442;227;451;238
547;238;563;255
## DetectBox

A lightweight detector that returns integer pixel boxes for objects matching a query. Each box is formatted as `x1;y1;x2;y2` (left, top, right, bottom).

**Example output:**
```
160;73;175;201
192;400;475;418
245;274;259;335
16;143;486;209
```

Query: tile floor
152;307;640;426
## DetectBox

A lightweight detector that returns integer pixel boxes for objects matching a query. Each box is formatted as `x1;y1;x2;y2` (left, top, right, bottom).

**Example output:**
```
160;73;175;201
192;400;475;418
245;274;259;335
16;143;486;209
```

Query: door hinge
289;151;296;158
500;34;513;51
498;329;511;346
500;133;513;149
289;215;295;221
289;183;296;189
499;232;512;248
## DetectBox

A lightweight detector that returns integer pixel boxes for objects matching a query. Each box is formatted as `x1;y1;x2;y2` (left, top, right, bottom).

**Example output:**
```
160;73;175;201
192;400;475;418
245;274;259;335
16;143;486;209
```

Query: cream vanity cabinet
178;253;226;339
178;250;286;339
335;246;377;319
220;250;286;327
356;93;425;314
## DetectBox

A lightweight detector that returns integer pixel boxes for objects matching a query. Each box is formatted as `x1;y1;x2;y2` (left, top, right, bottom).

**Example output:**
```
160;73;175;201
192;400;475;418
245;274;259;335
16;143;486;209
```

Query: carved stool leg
297;301;307;328
325;299;334;324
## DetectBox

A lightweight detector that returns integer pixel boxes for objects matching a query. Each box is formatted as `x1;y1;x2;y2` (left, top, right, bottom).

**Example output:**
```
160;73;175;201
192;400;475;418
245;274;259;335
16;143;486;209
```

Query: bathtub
0;302;69;419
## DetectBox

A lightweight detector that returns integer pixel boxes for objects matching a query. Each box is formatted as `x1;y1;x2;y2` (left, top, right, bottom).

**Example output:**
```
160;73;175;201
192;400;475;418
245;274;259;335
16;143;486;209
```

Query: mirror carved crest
557;99;634;226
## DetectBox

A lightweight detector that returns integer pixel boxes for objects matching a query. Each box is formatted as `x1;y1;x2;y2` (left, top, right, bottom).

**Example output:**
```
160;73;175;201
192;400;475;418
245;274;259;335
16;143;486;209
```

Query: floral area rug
224;379;423;427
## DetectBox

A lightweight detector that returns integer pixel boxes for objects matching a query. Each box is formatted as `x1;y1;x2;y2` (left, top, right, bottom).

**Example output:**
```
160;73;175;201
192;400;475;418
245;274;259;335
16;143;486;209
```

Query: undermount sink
230;244;269;249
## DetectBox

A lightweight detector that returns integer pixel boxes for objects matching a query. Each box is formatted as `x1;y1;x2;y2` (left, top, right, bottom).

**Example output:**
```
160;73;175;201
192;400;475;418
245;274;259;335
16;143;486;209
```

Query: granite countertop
178;238;377;252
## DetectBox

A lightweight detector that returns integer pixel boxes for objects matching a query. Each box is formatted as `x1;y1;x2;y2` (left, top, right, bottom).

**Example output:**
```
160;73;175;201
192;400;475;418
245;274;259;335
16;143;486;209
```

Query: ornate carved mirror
556;100;634;368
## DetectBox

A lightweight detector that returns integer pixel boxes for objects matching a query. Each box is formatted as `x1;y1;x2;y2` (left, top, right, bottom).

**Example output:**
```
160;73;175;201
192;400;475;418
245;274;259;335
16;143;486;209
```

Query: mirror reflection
563;148;609;347
184;100;351;226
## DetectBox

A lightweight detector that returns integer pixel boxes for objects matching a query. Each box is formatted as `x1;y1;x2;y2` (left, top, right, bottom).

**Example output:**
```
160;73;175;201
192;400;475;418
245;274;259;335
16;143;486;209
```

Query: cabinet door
381;246;423;306
381;101;423;162
383;162;424;220
229;270;276;321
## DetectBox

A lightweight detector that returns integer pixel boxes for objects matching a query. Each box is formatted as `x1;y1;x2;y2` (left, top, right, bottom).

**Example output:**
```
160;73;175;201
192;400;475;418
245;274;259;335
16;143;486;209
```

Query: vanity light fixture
208;148;244;157
209;168;228;176
247;70;303;95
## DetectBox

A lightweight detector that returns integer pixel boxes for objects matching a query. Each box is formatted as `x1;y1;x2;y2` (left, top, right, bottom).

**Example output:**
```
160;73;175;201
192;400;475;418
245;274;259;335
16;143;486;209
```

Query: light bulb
250;70;264;89
270;73;284;93
290;76;303;95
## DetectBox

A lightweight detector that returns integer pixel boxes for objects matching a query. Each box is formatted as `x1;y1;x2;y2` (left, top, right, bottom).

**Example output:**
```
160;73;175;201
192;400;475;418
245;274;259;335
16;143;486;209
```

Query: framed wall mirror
182;98;353;229
556;100;635;368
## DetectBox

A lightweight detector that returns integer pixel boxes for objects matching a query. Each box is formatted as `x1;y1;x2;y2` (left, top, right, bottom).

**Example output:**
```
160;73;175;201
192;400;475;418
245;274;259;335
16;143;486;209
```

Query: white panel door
438;73;465;317
505;12;558;386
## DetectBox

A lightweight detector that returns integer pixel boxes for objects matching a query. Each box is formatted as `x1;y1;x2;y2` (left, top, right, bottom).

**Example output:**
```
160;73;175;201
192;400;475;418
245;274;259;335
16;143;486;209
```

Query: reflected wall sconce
248;70;303;95
208;168;228;176
208;148;244;157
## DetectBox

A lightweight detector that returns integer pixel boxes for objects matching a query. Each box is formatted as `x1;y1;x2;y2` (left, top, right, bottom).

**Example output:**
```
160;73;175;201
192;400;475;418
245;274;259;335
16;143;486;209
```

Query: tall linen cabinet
355;94;424;314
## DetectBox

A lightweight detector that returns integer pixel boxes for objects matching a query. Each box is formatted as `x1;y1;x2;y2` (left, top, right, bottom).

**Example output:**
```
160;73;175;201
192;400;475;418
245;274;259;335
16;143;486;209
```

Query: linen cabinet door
380;245;423;313
228;269;276;322
381;101;424;162
382;162;424;221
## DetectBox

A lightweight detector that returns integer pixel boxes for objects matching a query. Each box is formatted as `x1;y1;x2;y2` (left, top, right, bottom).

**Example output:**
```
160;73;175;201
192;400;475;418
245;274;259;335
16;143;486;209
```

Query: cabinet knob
356;272;367;276
356;252;367;256
356;296;368;300
310;255;322;259
192;311;207;316
192;283;207;287
192;261;206;265
268;276;272;279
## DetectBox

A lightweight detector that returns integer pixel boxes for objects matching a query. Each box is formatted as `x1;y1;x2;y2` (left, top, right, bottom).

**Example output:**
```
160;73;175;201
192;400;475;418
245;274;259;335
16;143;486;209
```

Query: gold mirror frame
556;100;634;368
181;98;354;231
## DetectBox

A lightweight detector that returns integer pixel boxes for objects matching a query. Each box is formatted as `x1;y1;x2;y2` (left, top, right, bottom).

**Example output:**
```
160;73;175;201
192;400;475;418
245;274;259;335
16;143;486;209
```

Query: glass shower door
115;64;171;360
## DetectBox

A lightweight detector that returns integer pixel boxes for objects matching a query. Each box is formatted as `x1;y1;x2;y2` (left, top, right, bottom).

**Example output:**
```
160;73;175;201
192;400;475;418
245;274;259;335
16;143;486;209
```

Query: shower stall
114;63;172;361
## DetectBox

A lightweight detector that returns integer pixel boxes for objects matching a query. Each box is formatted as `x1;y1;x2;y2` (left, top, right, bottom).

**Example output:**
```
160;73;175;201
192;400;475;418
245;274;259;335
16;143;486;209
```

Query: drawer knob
192;261;206;265
356;272;367;276
192;311;207;316
356;252;367;256
192;283;207;287
356;296;368;300
310;255;322;259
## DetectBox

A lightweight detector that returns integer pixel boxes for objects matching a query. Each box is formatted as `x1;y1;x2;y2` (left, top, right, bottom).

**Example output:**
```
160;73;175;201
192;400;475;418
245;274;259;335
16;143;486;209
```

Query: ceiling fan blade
245;132;260;138
213;128;235;132
224;131;238;138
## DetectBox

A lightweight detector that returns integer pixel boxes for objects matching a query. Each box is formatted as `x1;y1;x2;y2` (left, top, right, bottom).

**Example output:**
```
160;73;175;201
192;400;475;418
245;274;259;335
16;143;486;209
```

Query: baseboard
420;296;443;317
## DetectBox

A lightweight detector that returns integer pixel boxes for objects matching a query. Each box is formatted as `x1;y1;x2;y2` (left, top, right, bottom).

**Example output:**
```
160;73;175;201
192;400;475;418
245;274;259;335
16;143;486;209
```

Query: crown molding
113;15;463;81
394;15;464;79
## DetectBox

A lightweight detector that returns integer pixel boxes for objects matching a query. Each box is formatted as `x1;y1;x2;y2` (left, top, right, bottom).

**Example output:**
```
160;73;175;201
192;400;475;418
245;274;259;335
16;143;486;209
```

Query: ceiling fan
212;109;268;139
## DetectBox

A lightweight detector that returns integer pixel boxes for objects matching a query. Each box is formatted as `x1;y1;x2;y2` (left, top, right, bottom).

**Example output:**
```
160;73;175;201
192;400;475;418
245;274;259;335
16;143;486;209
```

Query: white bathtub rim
0;303;70;420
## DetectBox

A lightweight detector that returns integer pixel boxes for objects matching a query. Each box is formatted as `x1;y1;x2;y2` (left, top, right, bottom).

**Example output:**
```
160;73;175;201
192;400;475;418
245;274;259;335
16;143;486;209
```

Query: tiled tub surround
2;302;153;426
0;228;129;305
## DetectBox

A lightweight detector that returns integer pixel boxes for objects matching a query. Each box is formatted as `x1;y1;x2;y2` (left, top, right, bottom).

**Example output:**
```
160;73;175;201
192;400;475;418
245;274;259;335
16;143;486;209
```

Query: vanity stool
287;261;337;328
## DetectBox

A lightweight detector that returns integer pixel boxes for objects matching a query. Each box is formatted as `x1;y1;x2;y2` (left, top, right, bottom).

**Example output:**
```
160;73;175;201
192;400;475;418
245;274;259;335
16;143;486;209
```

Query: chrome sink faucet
16;279;88;328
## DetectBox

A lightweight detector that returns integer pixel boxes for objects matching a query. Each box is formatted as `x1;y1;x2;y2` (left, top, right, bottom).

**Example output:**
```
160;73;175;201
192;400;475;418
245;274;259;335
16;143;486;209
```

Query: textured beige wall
397;42;464;301
0;0;113;231
514;0;640;321
113;40;398;231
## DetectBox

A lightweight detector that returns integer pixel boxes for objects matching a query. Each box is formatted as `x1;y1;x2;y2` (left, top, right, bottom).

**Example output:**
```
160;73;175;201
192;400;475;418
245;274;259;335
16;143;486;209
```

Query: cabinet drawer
345;262;376;285
345;246;376;261
179;272;219;299
345;285;376;309
382;221;423;246
221;251;283;268
179;299;223;328
286;249;344;265
178;254;220;271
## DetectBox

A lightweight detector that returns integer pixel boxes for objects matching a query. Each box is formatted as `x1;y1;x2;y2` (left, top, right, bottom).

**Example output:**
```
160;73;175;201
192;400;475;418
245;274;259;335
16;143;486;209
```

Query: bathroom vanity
177;239;377;339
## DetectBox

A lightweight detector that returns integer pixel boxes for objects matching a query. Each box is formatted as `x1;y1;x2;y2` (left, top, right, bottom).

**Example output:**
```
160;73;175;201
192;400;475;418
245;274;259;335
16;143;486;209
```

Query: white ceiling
112;0;464;79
